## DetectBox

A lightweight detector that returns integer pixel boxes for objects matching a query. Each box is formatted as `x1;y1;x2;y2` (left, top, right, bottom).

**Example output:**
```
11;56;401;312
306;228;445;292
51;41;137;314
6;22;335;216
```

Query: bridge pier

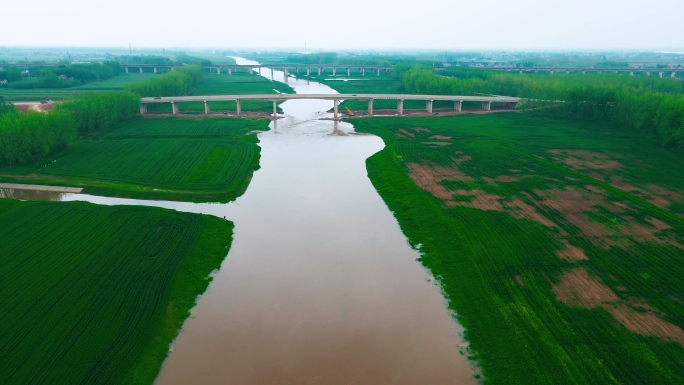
154;67;158;74
125;67;129;74
646;71;650;77
377;68;380;76
139;67;143;74
566;70;570;74
630;71;634;76
368;98;374;116
217;68;221;75
398;99;404;115
659;71;664;78
283;68;289;82
306;67;311;76
171;102;179;115
426;100;433;114
318;67;322;76
333;67;336;76
582;70;586;74
454;100;462;112
361;68;365;76
347;67;350;76
520;70;523;74
482;101;491;111
249;68;253;75
672;72;677;78
140;104;147;115
550;70;554;75
333;99;339;120
228;68;232;75
273;101;277;117
204;101;210;115
271;68;274;80
258;67;262;75
236;99;241;116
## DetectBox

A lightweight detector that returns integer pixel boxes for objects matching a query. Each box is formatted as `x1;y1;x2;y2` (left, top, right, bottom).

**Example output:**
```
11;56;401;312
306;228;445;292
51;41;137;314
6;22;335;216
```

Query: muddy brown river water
4;58;477;384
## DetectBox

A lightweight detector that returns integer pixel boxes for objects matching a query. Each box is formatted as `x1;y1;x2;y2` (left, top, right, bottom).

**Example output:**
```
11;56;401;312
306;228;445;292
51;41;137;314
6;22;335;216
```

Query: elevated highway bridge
140;94;520;119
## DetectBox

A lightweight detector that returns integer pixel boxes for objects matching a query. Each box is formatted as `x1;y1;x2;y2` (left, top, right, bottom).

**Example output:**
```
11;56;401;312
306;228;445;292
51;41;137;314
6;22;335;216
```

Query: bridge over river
140;94;521;119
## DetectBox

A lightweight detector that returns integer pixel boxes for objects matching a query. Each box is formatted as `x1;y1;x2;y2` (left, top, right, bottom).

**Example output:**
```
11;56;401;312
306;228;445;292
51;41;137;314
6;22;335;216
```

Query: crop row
0;199;214;384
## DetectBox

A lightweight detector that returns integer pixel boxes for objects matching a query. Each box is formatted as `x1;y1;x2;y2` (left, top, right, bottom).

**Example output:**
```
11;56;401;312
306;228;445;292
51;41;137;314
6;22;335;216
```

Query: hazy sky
2;0;682;50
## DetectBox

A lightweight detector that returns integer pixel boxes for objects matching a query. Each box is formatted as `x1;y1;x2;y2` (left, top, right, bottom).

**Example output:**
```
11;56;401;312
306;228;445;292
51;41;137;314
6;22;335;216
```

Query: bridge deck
141;94;520;103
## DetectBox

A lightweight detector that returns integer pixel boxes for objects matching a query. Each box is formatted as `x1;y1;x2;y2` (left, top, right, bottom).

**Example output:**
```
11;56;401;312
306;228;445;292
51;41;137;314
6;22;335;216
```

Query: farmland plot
26;117;268;201
352;113;684;384
0;199;233;385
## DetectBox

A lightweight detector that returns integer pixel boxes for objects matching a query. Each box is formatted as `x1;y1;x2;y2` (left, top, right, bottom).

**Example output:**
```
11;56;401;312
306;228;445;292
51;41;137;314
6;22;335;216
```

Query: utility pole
129;43;132;56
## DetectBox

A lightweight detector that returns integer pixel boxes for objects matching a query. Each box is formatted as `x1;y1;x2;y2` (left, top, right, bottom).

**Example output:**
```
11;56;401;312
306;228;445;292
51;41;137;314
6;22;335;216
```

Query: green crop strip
351;113;684;384
0;199;233;385
0;116;269;202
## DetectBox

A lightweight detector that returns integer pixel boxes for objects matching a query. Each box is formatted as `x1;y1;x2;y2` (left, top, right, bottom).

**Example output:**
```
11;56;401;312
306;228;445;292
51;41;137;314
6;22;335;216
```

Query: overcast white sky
1;0;682;51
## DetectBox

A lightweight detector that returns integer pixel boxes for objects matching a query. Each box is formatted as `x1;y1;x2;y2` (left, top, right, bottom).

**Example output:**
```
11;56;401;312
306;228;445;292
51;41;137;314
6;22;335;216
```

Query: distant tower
129;43;132;56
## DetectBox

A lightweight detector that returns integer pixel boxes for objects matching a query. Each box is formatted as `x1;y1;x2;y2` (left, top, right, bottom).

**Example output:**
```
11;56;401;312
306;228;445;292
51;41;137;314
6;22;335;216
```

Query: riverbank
351;113;684;383
0;117;269;202
0;199;233;385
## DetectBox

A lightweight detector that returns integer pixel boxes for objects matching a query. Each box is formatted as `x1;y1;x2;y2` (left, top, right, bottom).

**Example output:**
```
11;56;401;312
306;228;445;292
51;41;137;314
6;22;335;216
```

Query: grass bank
0;199;233;385
351;113;684;384
0;117;269;202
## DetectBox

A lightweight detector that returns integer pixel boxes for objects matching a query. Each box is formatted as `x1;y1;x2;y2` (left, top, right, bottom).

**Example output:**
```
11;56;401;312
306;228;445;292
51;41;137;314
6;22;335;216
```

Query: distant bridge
140;94;520;119
121;64;393;78
440;66;682;78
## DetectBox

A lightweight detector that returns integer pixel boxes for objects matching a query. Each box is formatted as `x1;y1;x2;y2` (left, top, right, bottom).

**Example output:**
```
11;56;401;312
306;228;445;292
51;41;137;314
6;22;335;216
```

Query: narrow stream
4;58;477;384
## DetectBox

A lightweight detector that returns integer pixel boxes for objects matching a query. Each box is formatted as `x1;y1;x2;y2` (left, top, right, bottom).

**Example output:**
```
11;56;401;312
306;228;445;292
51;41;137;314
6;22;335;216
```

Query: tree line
398;65;684;147
126;65;204;97
0;62;121;89
0;92;140;167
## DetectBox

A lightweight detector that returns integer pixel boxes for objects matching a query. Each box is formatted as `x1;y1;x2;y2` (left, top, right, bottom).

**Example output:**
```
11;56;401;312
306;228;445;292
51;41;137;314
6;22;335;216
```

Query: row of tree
1;62;121;89
59;91;140;134
0;92;140;167
126;65;204;97
398;65;684;147
0;109;75;167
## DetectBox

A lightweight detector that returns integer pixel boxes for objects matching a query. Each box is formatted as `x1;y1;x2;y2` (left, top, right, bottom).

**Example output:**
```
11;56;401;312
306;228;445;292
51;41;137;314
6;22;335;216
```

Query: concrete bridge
452;66;682;78
140;94;520;119
121;64;392;78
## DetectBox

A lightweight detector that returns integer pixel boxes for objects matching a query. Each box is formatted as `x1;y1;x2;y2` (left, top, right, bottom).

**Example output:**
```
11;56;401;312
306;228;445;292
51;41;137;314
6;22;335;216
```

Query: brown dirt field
548;149;622;172
398;129;415;138
608;305;684;346
553;267;618;307
411;127;431;133
534;186;682;250
554;268;684;346
557;241;589;261
446;190;505;211
509;169;522;173
430;135;452;140
407;162;474;200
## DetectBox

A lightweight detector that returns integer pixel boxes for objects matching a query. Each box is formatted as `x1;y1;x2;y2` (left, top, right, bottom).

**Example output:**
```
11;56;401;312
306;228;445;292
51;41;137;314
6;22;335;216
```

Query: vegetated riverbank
351;112;684;384
0;117;269;202
0;199;233;385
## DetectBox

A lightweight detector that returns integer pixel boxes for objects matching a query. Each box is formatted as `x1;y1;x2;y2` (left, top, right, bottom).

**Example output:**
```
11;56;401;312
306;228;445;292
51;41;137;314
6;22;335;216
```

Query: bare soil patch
411;127;431;133
430;135;452;141
554;267;684;346
422;142;450;147
553;267;618;307
397;129;415;138
549;149;622;172
557;241;589;261
407;162;474;200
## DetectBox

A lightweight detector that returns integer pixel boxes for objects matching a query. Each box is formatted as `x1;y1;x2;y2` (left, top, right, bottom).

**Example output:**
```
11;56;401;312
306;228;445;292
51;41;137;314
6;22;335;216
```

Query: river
2;58;477;384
